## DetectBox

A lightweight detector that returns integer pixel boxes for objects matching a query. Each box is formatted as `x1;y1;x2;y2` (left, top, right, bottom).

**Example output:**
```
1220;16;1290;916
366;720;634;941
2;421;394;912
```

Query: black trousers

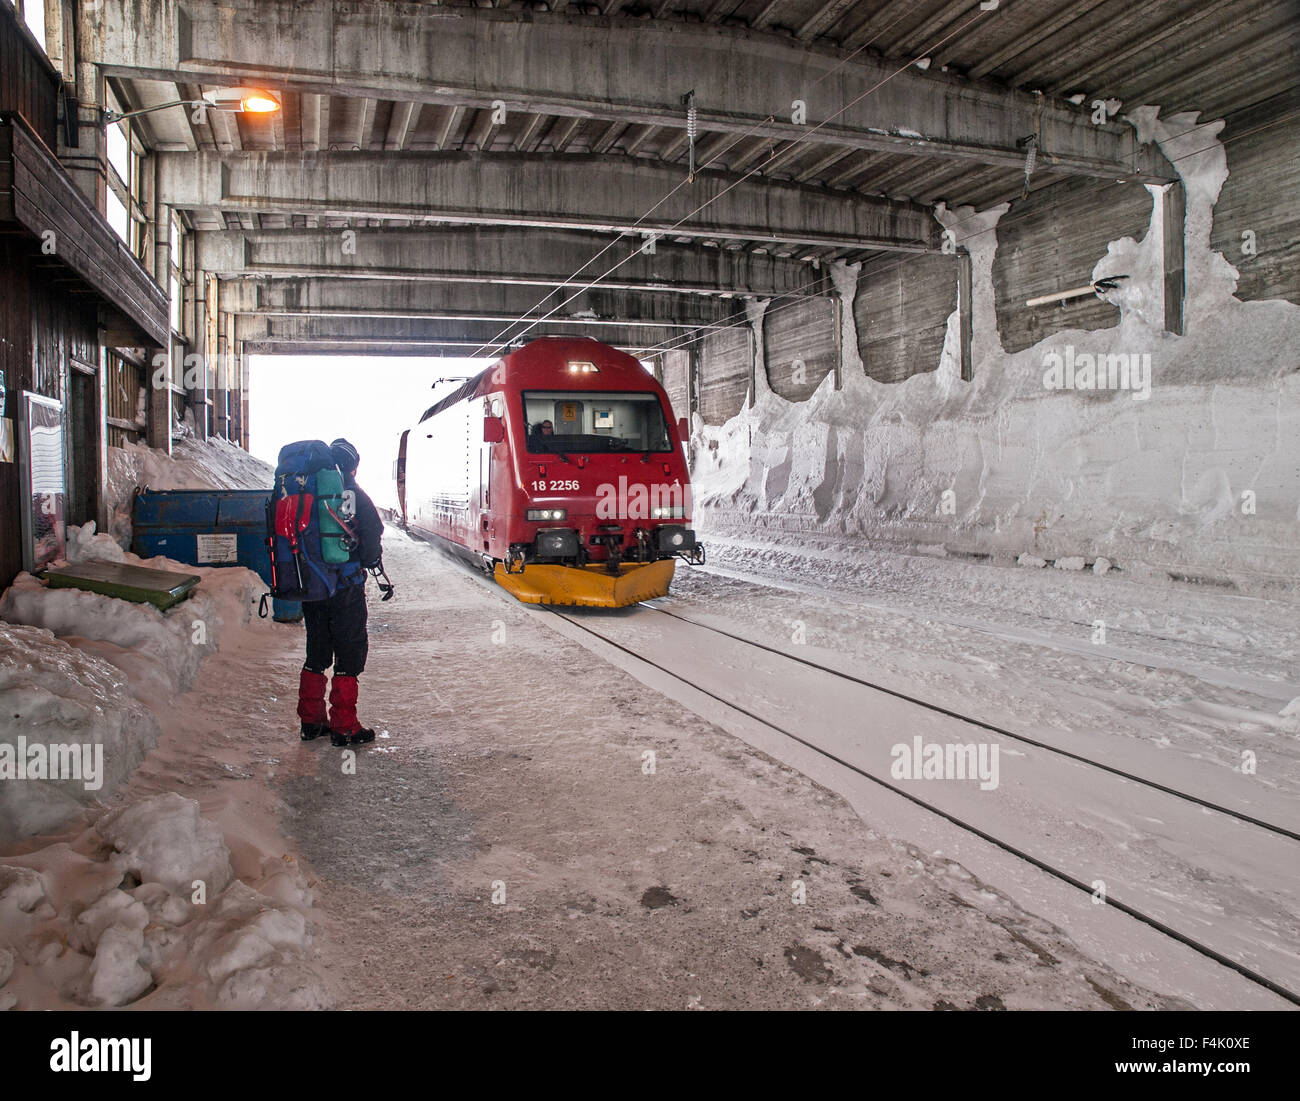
302;580;369;677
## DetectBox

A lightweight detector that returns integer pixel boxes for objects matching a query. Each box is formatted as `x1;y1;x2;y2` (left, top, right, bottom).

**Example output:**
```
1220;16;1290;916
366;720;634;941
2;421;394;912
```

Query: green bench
41;561;202;611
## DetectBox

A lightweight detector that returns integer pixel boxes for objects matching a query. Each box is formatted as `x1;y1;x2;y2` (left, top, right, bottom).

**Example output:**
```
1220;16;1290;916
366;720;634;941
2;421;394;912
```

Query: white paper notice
196;532;239;564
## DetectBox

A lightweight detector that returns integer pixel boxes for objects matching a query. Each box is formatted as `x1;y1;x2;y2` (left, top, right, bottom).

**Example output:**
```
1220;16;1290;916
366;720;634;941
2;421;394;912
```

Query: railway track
692;560;1299;700
647;604;1298;841
542;600;1300;1008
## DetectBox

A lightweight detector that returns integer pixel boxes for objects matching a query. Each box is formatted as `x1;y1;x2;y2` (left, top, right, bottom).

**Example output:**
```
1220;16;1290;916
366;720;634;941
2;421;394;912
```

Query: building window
169;213;186;341
103;88;146;255
170;273;182;334
17;0;47;55
107;189;130;243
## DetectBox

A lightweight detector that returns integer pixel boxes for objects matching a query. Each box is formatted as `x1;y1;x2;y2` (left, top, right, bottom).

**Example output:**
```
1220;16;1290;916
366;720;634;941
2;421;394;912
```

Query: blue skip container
131;489;302;622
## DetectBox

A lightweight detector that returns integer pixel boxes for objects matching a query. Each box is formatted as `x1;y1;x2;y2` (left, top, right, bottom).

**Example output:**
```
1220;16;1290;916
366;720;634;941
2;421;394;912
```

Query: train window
522;391;673;455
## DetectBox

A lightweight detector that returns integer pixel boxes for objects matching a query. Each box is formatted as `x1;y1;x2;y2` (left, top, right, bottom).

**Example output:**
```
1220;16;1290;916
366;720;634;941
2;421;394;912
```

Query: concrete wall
661;349;690;424
1209;95;1300;306
698;326;751;426
855;253;958;382
765;296;837;402
993;177;1154;354
688;113;1300;589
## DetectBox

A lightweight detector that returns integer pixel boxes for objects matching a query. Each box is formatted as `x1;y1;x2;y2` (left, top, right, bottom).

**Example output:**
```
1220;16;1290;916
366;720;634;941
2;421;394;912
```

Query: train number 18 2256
530;479;580;492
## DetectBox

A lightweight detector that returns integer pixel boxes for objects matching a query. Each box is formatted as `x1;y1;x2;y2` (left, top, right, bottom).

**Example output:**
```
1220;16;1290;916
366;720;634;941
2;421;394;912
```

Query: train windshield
521;391;674;454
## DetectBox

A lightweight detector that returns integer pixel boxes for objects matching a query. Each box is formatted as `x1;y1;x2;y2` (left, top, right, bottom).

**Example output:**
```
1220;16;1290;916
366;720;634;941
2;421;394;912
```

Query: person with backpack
268;437;390;747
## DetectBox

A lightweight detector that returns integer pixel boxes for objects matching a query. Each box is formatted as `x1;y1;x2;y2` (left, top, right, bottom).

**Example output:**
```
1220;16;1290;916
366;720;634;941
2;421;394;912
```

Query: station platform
108;526;1189;1010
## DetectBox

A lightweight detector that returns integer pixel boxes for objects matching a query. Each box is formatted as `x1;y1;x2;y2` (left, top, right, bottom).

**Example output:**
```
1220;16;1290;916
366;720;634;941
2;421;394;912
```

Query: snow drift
692;110;1300;592
0;793;327;1009
107;432;273;546
0;547;268;842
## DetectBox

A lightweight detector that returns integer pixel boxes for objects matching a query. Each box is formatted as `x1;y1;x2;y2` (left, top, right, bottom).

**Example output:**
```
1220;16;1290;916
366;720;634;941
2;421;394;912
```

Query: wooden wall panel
1210;91;1300;306
0;2;59;151
854;253;957;383
764;296;837;401
992;176;1153;354
698;325;751;425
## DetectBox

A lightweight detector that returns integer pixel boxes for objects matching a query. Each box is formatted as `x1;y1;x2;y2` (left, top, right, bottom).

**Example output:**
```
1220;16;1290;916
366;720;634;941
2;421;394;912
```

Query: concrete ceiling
89;0;1297;355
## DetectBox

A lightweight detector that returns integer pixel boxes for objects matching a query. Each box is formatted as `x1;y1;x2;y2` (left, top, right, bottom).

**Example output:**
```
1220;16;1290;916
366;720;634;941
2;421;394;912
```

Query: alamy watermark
1042;345;1151;401
0;738;104;791
890;737;1000;791
594;478;692;521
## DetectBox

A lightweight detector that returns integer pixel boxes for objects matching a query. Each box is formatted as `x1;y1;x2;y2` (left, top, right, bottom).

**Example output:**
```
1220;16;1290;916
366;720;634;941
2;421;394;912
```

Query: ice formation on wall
692;109;1300;589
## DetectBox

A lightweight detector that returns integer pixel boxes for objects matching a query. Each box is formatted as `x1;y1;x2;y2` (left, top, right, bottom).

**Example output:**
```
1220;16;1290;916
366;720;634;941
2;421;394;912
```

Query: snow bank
692;110;1300;592
0;549;268;841
0;794;327;1009
0;554;266;702
107;435;273;545
0;435;321;1007
0;625;158;844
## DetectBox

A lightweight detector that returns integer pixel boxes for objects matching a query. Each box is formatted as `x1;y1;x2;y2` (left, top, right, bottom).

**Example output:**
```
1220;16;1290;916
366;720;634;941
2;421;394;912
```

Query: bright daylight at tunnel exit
0;0;1296;1074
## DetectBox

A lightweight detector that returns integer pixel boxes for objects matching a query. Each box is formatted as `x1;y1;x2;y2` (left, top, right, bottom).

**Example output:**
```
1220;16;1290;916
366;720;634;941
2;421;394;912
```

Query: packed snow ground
5;505;1288;1008
646;540;1299;1004
0;438;327;1009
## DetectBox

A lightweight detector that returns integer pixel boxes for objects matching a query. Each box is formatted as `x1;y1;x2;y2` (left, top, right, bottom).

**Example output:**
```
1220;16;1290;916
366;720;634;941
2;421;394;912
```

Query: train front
493;340;703;608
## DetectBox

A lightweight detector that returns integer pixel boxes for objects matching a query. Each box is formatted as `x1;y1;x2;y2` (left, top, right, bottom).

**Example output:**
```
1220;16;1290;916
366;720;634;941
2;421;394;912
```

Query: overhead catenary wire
467;4;1002;359
464;108;780;357
633;110;1297;360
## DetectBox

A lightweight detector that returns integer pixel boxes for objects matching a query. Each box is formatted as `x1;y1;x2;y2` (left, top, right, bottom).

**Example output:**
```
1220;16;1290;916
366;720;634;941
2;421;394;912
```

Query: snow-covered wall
692;109;1300;591
106;433;274;546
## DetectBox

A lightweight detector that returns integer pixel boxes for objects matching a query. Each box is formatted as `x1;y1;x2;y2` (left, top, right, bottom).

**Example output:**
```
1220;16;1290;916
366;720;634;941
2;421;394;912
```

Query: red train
396;337;703;606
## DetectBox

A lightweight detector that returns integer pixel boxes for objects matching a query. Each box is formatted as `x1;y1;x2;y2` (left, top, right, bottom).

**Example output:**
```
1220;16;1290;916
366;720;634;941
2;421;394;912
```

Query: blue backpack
266;440;362;602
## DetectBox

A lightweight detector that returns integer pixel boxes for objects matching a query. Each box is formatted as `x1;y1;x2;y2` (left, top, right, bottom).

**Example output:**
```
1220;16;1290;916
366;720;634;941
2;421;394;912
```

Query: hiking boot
348;728;376;746
297;670;328;740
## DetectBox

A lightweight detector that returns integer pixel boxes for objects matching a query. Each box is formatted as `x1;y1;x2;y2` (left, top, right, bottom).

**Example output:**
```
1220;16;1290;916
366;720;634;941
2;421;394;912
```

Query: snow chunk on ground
0;797;328;1010
97;793;233;896
0;555;268;702
64;522;129;564
1;537;268;842
0;624;157;844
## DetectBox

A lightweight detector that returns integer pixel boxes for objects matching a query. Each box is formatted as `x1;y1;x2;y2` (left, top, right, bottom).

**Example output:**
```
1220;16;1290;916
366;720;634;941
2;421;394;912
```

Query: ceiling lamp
101;88;281;125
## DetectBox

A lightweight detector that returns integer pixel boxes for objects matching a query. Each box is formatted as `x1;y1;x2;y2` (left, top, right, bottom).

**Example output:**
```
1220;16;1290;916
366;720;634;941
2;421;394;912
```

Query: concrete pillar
42;0;74;82
57;9;106;210
235;345;250;452
95;344;110;533
745;298;769;407
934;201;1010;365
146;344;172;454
957;251;974;382
1162;180;1186;336
830;260;863;388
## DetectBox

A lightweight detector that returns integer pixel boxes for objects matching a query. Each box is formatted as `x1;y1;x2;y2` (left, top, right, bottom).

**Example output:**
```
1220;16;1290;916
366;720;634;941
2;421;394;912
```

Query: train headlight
567;361;599;374
650;505;686;519
653;525;696;554
526;508;568;521
534;529;579;558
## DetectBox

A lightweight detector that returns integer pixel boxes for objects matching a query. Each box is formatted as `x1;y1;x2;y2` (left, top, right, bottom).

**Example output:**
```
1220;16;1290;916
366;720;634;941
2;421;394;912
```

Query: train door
480;395;507;557
394;429;409;525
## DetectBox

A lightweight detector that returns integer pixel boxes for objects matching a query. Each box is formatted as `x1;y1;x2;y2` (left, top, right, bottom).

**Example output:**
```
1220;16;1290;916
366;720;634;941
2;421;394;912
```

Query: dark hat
330;438;360;471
